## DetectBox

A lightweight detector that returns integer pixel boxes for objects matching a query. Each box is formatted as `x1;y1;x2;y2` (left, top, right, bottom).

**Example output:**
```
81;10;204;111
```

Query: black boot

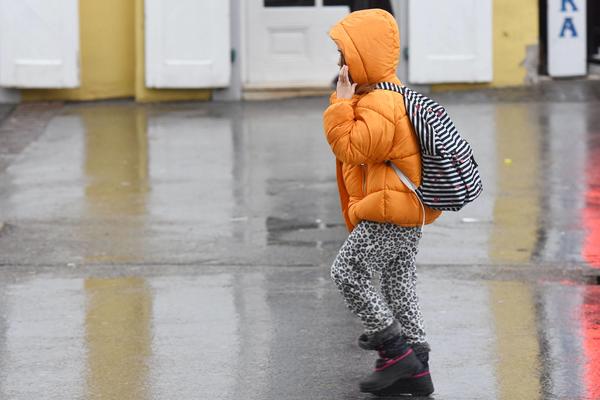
373;343;434;397
358;321;423;393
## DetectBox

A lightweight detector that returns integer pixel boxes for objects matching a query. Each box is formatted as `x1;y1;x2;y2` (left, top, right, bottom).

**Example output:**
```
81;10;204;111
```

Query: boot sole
359;349;422;393
373;370;434;397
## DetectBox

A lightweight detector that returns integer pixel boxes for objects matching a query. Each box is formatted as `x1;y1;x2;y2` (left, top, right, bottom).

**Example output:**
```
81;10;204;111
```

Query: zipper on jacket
361;163;367;195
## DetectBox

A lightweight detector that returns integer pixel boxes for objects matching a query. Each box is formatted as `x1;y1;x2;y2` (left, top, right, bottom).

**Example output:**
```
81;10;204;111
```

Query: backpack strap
387;161;425;228
376;82;426;227
376;82;404;94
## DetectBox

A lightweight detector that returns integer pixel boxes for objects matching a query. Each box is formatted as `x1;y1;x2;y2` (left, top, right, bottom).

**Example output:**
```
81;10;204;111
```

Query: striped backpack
376;82;483;212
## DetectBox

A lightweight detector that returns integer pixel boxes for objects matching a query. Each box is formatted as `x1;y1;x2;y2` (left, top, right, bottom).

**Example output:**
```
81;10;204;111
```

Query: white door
0;0;79;88
245;0;348;88
408;0;492;83
145;0;230;88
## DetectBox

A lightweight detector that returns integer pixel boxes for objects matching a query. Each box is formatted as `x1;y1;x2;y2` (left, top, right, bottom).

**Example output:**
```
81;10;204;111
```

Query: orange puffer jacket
323;9;441;231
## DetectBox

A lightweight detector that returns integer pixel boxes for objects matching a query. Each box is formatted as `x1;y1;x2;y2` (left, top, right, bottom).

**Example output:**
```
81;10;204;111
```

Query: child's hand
336;65;357;99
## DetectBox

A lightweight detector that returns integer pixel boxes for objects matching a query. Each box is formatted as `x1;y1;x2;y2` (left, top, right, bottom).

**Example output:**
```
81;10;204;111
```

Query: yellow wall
432;0;539;91
492;0;539;86
23;0;538;101
23;0;210;102
23;0;135;101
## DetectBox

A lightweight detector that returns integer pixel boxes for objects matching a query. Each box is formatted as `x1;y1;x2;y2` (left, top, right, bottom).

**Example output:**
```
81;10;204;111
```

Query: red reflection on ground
583;128;600;397
582;287;600;399
583;134;600;268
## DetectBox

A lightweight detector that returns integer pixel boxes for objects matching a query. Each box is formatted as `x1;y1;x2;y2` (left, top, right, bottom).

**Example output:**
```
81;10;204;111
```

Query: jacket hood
329;9;400;85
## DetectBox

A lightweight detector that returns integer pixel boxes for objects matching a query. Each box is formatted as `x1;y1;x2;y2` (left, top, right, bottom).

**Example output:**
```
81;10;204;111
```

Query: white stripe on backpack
376;82;483;212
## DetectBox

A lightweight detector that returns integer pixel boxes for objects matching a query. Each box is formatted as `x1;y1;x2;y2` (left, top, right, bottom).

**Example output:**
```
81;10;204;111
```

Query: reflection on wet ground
1;100;599;268
0;96;599;399
0;266;598;399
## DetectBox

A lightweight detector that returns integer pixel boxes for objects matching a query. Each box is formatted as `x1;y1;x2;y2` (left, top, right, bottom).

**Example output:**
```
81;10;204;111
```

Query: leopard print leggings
331;220;426;343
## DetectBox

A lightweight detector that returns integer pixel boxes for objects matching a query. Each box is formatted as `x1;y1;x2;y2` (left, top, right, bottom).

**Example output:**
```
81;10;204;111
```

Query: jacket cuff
329;92;354;104
331;97;353;104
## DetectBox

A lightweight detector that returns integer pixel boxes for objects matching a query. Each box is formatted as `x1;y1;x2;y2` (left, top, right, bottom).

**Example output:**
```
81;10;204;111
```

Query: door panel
408;0;492;83
0;0;79;88
145;0;231;88
246;1;347;87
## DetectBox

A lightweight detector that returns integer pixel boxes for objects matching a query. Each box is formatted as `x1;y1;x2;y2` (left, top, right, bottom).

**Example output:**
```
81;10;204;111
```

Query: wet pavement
0;86;599;399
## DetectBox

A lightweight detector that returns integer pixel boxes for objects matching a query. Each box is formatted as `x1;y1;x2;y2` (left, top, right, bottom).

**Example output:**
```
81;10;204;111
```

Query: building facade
0;0;596;102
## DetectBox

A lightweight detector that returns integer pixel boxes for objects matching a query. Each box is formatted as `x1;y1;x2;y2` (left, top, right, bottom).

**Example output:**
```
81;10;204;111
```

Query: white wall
213;0;243;101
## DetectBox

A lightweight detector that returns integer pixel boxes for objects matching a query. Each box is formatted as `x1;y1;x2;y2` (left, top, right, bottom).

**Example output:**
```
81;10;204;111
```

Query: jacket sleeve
323;94;395;165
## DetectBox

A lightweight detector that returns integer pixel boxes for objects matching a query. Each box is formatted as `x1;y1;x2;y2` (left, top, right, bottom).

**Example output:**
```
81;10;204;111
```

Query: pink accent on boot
374;348;414;371
412;370;430;379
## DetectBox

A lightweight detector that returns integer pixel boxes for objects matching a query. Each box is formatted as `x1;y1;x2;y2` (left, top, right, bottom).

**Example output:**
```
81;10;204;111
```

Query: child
322;9;441;396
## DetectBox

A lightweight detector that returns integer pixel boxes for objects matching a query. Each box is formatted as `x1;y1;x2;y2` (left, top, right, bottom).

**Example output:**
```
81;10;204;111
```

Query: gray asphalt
0;83;599;399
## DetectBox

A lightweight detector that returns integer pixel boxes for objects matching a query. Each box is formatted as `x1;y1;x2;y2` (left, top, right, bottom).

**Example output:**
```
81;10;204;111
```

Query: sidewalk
0;103;13;122
0;82;598;399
